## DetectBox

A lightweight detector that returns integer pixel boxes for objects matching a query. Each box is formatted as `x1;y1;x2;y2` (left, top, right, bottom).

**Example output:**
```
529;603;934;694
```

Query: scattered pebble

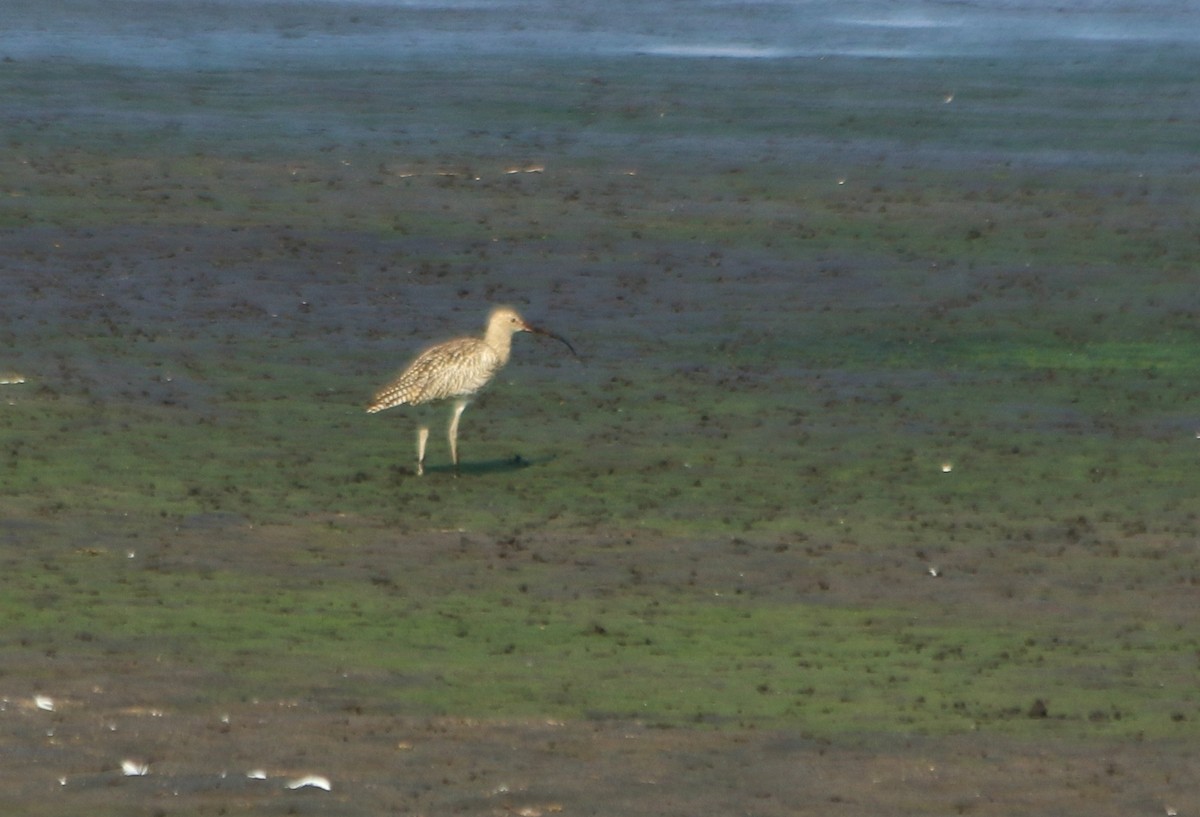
121;759;150;776
285;775;331;791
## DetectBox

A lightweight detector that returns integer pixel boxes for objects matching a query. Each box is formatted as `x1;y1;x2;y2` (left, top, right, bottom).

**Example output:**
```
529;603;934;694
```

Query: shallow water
3;0;1199;70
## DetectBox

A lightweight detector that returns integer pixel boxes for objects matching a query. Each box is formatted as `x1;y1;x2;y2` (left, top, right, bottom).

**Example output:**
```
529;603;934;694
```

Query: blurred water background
2;0;1198;70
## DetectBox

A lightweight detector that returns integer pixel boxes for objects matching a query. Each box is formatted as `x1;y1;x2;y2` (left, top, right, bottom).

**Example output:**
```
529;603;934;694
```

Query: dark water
3;0;1198;70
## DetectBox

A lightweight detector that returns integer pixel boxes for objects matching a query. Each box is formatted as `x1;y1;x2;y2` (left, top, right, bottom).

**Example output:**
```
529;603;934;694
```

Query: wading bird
367;306;576;475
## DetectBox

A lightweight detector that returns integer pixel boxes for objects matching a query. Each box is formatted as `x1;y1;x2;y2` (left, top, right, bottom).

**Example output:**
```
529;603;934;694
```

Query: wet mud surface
5;706;1197;817
2;513;1197;815
3;3;1200;814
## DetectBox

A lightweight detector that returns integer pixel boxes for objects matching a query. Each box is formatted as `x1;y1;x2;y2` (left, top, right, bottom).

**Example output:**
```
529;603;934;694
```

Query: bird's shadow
421;453;549;477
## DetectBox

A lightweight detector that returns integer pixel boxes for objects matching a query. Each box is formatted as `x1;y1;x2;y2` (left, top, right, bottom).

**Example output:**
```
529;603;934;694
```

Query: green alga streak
3;546;1193;739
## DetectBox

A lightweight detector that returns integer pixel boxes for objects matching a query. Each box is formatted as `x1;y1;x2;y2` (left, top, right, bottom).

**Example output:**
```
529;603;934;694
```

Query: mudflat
1;4;1198;814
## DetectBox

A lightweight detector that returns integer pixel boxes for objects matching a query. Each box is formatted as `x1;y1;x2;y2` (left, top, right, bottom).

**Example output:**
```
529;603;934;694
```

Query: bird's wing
367;339;502;412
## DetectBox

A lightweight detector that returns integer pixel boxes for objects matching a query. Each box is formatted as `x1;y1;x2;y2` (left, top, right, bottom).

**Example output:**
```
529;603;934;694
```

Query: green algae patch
2;521;1195;741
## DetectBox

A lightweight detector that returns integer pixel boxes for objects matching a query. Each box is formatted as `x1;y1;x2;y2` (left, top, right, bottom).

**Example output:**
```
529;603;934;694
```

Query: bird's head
489;306;530;334
488;305;578;358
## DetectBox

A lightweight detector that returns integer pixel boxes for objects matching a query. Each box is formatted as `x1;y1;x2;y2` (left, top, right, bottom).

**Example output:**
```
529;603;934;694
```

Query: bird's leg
416;426;429;476
448;399;468;476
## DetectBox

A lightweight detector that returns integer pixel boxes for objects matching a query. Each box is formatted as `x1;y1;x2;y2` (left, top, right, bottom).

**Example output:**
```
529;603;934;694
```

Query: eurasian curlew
367;306;575;475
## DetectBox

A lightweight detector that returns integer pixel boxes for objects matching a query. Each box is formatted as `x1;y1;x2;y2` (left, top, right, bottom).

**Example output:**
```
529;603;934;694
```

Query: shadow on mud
419;454;544;477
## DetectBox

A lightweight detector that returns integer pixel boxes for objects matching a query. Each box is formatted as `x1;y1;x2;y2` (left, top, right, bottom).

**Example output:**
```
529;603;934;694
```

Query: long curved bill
526;324;579;359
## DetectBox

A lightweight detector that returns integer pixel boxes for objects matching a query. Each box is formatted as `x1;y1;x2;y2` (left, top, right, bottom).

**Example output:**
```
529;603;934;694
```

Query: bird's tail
365;389;407;414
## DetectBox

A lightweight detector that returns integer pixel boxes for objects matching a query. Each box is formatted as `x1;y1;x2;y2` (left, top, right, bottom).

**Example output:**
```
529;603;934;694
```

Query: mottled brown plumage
367;306;575;475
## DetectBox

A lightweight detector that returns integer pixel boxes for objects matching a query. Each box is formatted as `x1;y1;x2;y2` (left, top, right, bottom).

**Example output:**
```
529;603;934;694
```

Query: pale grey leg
448;399;468;473
416;426;429;476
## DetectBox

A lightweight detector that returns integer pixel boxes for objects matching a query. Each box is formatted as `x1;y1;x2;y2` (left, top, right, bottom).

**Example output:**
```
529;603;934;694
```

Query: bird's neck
484;325;516;365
